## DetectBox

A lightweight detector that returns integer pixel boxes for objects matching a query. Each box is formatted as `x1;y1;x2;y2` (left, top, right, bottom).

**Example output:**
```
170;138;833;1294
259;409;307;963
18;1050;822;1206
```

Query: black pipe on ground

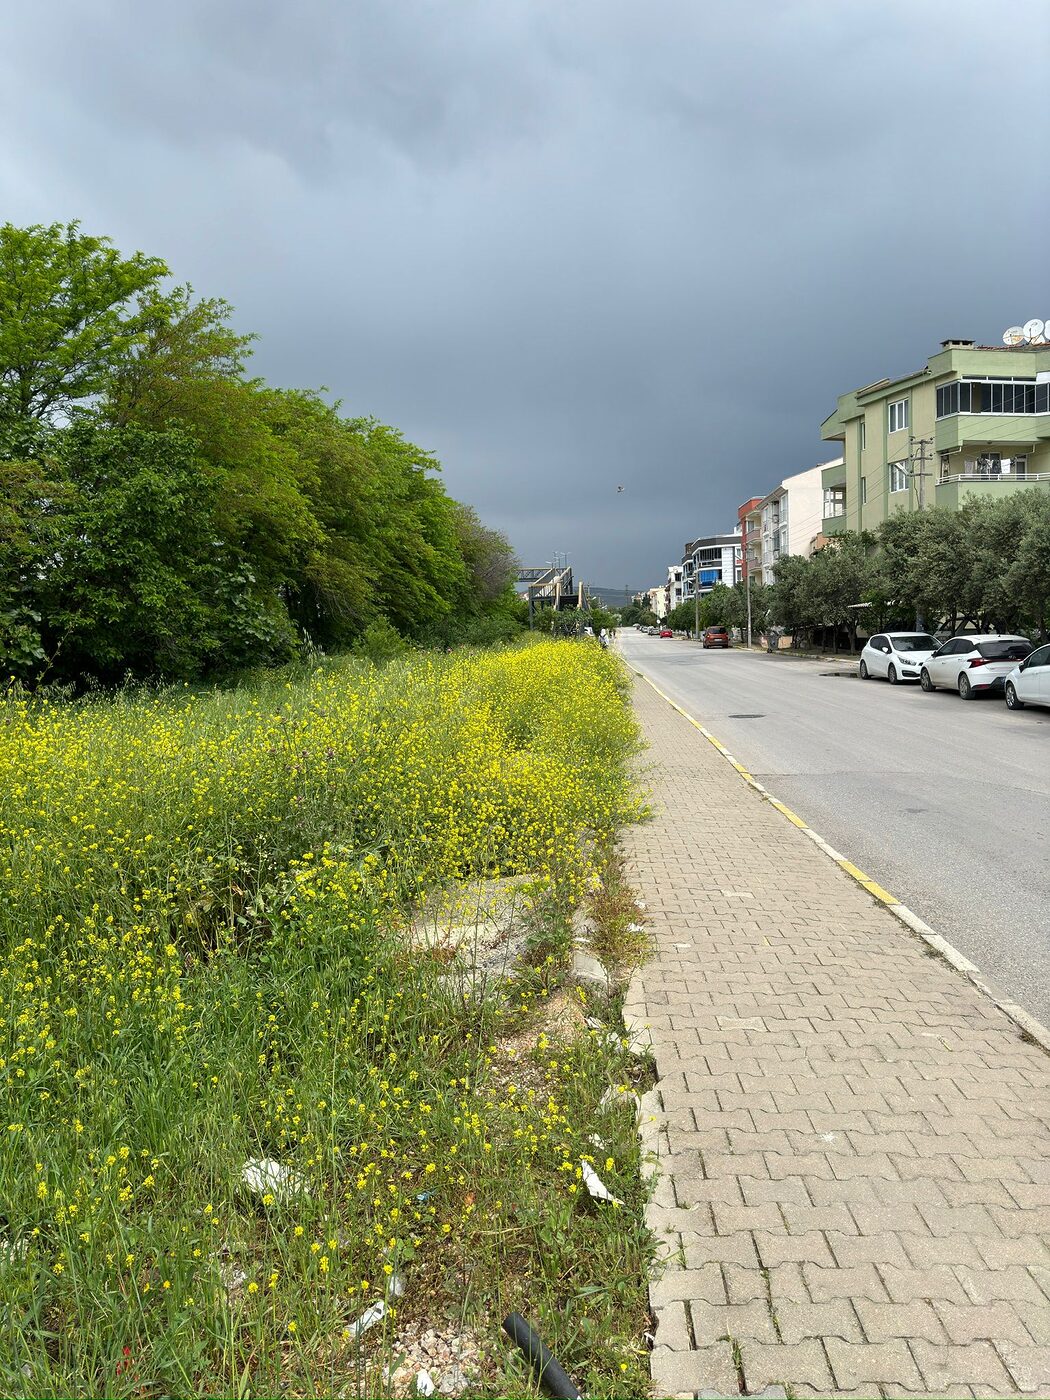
502;1312;582;1399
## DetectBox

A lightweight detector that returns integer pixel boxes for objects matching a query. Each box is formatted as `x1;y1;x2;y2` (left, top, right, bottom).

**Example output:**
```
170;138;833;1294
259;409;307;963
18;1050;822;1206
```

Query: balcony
934;471;1050;511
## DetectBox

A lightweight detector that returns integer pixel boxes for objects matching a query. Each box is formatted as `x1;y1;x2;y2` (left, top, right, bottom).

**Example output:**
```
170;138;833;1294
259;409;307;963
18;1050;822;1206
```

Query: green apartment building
819;337;1050;535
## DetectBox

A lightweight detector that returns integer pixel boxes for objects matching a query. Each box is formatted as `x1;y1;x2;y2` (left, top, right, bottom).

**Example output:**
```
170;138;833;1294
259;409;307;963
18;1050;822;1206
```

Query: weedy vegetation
0;639;655;1397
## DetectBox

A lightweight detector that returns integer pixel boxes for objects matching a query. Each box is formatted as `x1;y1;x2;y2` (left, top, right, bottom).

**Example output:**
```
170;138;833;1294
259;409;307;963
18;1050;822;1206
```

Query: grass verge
0;639;654;1397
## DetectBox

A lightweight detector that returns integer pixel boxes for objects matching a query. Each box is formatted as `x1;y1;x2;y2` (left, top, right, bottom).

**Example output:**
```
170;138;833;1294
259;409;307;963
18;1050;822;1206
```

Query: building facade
666;564;684;614
752;464;830;585
682;533;741;600
646;585;668;620
737;497;762;582
820;338;1050;536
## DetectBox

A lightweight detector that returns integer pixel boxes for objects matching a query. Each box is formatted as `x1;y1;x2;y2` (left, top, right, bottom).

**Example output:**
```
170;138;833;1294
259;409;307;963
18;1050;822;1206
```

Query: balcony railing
939;471;1050;485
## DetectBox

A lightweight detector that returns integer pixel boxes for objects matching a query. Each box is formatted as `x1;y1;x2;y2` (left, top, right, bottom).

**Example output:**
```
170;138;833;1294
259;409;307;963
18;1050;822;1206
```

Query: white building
646;586;668;619
666;564;684;614
682;533;741;599
756;463;837;585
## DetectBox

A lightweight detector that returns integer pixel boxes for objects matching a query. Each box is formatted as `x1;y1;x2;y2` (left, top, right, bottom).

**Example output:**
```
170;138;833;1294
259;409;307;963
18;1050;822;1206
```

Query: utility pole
909;436;934;630
746;564;753;650
910;436;933;512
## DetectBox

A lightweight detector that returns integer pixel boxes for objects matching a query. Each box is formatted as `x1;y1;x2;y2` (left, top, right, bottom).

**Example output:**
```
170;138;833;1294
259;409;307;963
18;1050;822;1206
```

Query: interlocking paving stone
622;675;1050;1397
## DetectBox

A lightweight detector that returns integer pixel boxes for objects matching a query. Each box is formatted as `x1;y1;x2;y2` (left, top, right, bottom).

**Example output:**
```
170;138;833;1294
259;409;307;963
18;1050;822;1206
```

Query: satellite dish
1003;326;1025;345
1022;318;1046;342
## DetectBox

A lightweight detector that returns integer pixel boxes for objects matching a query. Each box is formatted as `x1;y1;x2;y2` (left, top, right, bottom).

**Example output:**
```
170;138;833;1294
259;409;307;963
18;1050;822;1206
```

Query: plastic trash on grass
580;1159;622;1206
241;1157;308;1203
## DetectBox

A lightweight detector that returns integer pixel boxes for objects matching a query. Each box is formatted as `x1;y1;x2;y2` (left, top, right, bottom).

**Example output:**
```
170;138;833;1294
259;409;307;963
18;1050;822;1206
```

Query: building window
888;399;909;433
860;476;867;505
937;378;1048;416
985;380;1038;414
889;461;909;493
936;381;973;418
823;485;846;518
859;419;866;450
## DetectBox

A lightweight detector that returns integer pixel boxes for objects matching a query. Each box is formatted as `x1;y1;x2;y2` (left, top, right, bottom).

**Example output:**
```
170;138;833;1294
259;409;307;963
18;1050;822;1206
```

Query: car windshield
892;635;936;652
977;641;1032;662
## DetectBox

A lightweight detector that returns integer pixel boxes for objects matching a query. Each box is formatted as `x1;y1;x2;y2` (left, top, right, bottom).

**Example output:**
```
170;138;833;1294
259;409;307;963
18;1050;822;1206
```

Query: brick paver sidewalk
622;677;1050;1398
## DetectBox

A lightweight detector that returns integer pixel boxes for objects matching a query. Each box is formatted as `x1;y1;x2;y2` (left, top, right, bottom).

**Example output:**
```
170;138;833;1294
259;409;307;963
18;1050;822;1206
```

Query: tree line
659;491;1050;650
0;221;522;683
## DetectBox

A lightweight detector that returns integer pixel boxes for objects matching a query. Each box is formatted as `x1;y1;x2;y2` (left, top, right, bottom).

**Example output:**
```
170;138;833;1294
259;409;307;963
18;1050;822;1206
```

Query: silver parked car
858;632;937;684
1005;642;1050;711
920;634;1033;699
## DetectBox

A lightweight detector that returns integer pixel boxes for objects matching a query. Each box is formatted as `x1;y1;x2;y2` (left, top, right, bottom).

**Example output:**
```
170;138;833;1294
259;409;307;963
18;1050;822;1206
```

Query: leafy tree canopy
0;221;172;425
0;221;524;682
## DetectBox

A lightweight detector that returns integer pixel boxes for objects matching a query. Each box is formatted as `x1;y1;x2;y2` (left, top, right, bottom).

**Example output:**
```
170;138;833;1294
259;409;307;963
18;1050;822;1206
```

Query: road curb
629;665;1050;1057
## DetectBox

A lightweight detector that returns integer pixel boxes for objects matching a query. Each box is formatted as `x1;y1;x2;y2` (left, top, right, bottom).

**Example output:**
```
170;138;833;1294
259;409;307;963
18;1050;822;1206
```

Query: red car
659;628;673;638
702;627;730;648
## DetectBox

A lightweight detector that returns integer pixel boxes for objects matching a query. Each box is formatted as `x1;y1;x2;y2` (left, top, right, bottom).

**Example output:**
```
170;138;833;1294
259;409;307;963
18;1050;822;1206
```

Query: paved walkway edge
629;666;1050;1058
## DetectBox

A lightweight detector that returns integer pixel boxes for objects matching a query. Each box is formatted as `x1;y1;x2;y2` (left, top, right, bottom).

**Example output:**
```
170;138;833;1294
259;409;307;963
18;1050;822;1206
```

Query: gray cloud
2;0;1047;589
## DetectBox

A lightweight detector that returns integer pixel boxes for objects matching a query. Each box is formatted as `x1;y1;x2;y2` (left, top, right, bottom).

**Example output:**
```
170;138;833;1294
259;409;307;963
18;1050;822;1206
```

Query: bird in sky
616;484;625;493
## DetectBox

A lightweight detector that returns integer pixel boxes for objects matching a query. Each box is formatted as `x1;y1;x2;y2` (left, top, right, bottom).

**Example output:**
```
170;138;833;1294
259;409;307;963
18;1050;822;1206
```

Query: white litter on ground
581;1158;623;1205
345;1299;386;1340
240;1157;308;1203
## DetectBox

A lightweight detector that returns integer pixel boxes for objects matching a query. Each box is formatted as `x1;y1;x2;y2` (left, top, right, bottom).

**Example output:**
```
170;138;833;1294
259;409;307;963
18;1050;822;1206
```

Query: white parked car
920;634;1033;699
858;632;937;684
1005;642;1050;711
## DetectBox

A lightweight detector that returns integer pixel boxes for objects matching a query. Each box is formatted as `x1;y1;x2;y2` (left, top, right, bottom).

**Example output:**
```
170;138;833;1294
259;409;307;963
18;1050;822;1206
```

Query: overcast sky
2;1;1046;589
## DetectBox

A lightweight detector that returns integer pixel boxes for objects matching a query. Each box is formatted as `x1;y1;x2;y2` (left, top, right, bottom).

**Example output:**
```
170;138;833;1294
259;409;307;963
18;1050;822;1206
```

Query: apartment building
682;533;741;599
820;337;1050;535
646;585;668;620
666;564;684;614
756;467;828;582
737;497;762;583
748;464;832;585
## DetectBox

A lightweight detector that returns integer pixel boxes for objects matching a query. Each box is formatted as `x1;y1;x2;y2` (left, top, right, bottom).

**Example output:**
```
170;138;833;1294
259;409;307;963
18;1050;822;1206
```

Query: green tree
1004;491;1050;638
770;554;812;639
739;578;772;636
666;601;695;632
0;220;525;679
698;583;736;629
0;221;172;425
39;422;288;681
878;509;969;632
620;602;654;626
0;422;70;675
809;533;878;651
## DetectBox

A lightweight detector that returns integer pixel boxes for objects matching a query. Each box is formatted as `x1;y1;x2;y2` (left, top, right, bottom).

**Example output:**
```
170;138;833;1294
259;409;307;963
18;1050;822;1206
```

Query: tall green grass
0;642;651;1396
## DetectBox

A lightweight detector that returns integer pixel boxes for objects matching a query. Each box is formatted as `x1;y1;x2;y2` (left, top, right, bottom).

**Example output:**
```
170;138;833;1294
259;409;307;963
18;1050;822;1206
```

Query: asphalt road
620;630;1050;1028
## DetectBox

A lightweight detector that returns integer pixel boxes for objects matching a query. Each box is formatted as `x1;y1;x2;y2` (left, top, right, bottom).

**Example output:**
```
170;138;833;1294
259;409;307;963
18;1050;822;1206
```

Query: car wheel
888;664;898;685
958;674;974;700
859;660;869;679
1006;681;1024;710
920;668;934;692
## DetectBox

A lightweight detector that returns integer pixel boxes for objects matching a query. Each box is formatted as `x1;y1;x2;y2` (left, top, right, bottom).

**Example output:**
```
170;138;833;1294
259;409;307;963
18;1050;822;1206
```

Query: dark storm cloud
2;0;1047;588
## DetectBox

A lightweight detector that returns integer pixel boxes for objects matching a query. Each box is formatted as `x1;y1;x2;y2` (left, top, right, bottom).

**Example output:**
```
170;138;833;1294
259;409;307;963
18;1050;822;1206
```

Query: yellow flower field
0;640;650;1397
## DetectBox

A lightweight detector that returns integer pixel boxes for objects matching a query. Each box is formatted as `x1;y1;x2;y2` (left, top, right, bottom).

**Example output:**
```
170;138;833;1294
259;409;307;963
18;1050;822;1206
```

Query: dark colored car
702;627;730;649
